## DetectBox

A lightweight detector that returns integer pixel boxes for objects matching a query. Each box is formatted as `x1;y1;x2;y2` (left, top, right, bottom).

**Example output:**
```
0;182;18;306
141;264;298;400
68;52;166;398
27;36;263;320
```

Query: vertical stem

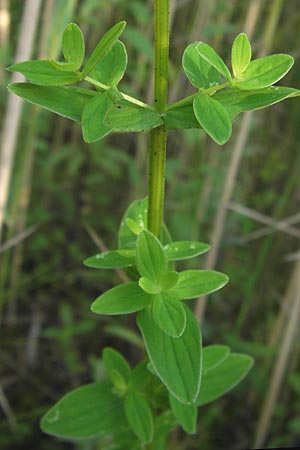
147;0;169;238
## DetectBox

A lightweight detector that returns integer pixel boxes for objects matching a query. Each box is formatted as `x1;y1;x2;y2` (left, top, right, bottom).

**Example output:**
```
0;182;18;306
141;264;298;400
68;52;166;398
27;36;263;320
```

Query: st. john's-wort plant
7;2;299;447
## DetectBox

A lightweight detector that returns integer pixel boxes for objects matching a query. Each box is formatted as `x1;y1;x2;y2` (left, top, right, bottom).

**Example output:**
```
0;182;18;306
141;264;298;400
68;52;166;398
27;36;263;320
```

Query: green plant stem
84;76;154;110
166;81;231;111
147;0;169;238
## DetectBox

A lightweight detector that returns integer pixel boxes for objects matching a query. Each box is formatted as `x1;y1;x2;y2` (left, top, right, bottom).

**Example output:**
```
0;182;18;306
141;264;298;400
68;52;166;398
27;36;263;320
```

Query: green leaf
169;394;197;434
8;60;81;85
196;354;254;406
91;282;151;315
124;393;154;444
104;101;163;132
129;360;154;392
90;40;127;86
231;33;251;77
164;241;210;261
82;92;113;142
84;249;135;269
139;277;160;294
7;83;95;121
193;91;232;145
62;23;85;68
233;54;294;90
40;382;127;439
197;42;232;81
136;230;168;285
202;345;231;374
163;103;201;130
152;293;186;337
118;197;171;251
159;271;179;290
103;347;131;383
82;21;126;77
137;305;202;404
182;42;221;89
215;86;300;119
170;270;229;300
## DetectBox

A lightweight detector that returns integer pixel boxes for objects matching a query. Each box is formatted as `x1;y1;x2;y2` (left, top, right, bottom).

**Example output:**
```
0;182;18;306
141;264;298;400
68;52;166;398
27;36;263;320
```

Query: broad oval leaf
169;394;197;434
124;393;154;444
62;23;85;68
139;277;160;294
91;282;151;315
40;382;128;439
103;347;131;383
164;241;210;261
8;60;81;86
163;103;201;130
82;21;126;77
104;102;163;132
197;354;254;406
7;83;95;121
171;269;229;300
159;271;179;290
137;305;202;404
233;54;294;90
136;230;168;285
152;293;186;337
231;33;251;77
90;40;127;86
84;249;135;269
215;86;300;119
197;42;232;81
202;345;231;374
82;92;113;142
193;92;232;145
182;42;221;89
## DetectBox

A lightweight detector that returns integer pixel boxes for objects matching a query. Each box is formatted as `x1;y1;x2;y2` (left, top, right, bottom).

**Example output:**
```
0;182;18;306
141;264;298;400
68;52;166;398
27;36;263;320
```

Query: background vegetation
0;0;300;449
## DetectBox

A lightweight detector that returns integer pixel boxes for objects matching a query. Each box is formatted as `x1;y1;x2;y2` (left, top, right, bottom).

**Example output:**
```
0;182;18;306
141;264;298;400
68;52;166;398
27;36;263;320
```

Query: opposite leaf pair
181;33;295;144
86;229;228;338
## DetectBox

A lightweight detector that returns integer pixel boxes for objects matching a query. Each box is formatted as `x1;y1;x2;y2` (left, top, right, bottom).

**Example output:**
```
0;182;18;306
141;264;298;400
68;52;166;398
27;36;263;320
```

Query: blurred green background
1;0;300;449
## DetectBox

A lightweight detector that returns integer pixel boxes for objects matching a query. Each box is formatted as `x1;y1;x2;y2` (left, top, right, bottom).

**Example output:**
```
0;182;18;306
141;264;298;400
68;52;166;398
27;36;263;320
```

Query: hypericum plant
8;1;299;448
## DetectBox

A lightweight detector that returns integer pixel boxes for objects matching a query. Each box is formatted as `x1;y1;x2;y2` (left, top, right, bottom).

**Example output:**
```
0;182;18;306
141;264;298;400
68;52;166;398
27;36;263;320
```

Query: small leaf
82;92;113;142
40;382;127;439
152;293;186;337
7;83;95;121
137;305;202;404
231;33;251;77
136;230;168;285
197;354;254;406
139;277;160;294
163;103;201;130
8;60;81;85
159;271;179;290
197;42;232;81
164;241;210;261
84;249;135;269
169;394;197;434
62;23;85;68
82;21;126;77
124;393;154;444
129;360;154;392
182;42;221;89
193;91;232;145
233;54;294;90
104;101;163;132
91;282;151;315
171;270;229;300
202;345;231;374
90;40;127;86
215;86;300;119
103;347;131;383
